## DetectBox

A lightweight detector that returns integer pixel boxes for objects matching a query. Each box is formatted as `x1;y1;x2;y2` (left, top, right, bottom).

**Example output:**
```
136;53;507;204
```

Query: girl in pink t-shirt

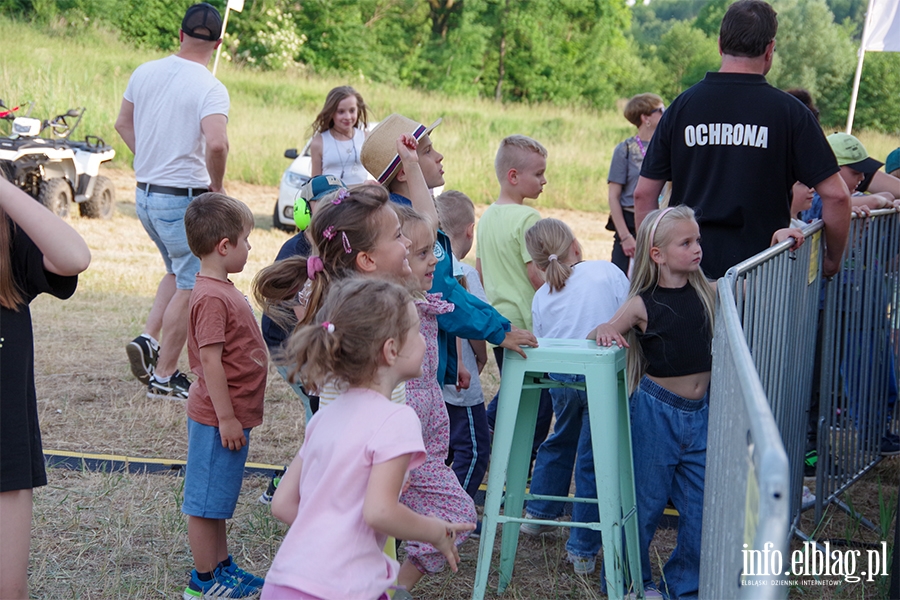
261;279;472;600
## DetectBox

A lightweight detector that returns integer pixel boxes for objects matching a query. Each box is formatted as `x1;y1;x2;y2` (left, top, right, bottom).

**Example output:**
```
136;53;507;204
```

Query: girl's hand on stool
431;520;476;572
592;323;629;348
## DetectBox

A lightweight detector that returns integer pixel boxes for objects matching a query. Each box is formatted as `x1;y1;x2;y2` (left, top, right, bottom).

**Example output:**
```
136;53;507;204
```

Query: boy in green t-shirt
476;134;547;330
476;134;552;452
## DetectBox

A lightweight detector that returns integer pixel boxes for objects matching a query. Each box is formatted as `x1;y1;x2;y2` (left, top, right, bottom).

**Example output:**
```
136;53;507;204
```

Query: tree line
2;0;897;133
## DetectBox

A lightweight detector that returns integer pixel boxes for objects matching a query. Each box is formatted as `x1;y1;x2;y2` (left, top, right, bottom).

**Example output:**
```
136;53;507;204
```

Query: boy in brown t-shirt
181;193;267;599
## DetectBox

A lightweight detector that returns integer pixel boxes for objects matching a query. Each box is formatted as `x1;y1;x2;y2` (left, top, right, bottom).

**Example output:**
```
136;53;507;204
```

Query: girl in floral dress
395;205;477;591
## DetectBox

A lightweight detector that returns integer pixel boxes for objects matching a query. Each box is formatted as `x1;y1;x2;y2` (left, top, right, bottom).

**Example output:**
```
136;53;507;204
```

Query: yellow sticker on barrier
744;442;759;549
808;231;821;285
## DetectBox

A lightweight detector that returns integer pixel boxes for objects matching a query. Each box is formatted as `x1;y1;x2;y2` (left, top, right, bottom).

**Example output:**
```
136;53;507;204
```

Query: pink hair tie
322;321;335;333
548;254;558;262
332;188;350;204
306;256;324;279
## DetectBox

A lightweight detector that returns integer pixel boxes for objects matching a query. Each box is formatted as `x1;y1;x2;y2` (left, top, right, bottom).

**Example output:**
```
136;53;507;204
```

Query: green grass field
3;17;896;214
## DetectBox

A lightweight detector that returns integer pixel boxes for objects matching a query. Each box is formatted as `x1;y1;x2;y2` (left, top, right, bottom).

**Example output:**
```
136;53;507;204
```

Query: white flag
227;0;244;12
863;0;900;52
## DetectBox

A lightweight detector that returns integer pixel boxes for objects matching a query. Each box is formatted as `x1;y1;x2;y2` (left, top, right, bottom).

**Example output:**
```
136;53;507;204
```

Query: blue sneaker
182;568;260;599
221;556;265;589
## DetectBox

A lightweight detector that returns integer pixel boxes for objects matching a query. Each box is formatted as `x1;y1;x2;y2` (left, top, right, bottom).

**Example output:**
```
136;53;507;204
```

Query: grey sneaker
126;334;159;384
568;552;596;575
147;370;191;400
519;513;556;537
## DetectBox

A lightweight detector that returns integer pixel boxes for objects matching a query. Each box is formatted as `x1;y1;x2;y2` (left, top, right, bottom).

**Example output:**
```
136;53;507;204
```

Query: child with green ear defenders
261;174;347;416
258;174;346;504
293;174;345;231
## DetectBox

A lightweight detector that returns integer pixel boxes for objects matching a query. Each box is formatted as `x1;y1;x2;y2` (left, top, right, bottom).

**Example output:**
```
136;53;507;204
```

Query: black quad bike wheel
79;175;115;219
38;178;72;217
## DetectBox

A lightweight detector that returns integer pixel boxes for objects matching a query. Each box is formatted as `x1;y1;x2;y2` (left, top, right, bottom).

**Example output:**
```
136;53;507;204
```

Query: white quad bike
0;101;116;218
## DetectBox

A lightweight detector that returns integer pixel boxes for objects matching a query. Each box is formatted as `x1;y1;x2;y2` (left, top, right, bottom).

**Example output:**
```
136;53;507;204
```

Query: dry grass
28;167;897;598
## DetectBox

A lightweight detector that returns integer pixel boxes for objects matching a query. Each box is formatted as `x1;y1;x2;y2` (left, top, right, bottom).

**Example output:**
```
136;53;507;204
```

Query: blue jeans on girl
525;373;601;560
631;376;708;600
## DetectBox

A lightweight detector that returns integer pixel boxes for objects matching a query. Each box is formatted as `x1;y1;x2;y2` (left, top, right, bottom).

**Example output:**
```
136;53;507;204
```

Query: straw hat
361;113;442;186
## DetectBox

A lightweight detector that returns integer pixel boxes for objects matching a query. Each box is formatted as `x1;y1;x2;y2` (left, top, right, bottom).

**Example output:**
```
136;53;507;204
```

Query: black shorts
0;389;47;493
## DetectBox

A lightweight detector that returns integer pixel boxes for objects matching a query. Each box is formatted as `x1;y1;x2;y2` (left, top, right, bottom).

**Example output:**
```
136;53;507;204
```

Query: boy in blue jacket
361;114;537;390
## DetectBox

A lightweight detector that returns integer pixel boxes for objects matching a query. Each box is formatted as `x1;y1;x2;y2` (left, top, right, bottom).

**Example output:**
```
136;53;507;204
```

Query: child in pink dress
395;206;478;591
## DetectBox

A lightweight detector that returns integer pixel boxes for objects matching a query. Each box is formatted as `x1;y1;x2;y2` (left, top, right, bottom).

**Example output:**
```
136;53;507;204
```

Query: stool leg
498;378;540;593
586;365;625;600
617;370;643;597
472;361;528;599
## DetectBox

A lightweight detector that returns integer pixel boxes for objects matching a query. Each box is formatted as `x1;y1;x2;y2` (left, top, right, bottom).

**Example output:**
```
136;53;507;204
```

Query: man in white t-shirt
115;3;230;400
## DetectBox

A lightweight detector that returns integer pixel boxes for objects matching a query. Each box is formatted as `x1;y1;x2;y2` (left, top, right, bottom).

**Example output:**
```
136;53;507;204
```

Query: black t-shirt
1;224;78;491
641;71;839;278
637;284;712;378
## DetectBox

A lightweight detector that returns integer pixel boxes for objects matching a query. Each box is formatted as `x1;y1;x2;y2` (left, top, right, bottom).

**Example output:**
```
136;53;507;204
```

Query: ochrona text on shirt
683;123;769;148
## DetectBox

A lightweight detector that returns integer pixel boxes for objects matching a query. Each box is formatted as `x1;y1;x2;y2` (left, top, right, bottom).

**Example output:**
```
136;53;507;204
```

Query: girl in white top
262;278;472;600
519;218;630;575
309;86;370;185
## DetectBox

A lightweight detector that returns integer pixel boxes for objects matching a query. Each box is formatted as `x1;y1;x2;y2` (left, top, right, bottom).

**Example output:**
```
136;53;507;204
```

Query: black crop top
635;284;712;377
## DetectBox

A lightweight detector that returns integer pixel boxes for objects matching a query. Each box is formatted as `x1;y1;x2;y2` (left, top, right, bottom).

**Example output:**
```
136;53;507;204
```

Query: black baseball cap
182;3;223;41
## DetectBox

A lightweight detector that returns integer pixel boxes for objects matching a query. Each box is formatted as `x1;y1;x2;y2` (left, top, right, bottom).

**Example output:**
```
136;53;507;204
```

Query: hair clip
548;254;558;262
322;225;336;240
306;255;324;279
322;321;335;333
332;189;350;205
341;231;352;254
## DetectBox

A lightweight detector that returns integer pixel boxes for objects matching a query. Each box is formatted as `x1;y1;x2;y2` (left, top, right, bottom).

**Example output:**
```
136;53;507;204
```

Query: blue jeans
275;364;315;425
526;373;601;559
631;376;708;600
135;188;201;290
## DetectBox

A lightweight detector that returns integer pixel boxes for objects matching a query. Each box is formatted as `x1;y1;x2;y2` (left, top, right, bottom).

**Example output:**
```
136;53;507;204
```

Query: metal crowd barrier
722;221;827;521
700;280;790;599
813;209;900;523
702;210;900;598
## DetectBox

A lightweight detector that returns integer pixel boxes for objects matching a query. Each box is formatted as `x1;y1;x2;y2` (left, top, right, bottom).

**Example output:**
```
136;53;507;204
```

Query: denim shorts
135;187;201;290
182;417;251;519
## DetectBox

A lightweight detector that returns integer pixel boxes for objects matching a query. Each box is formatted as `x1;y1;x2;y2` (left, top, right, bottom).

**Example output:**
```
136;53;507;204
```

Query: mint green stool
472;339;642;600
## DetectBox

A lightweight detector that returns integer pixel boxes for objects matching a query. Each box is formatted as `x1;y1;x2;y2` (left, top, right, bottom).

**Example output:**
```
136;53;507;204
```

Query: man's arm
813;172;851;278
201;114;229;192
633;176;666;230
114;99;136;154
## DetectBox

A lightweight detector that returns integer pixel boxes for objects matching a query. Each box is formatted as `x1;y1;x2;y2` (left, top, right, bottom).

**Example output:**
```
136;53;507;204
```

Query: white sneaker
801;485;816;508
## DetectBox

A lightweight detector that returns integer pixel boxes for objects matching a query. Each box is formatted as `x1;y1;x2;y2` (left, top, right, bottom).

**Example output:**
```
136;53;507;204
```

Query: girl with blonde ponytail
520;218;630;575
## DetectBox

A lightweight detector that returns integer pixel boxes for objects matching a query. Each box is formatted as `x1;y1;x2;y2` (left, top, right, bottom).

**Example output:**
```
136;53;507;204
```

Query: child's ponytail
284;278;415;393
253;185;393;328
525;218;578;293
